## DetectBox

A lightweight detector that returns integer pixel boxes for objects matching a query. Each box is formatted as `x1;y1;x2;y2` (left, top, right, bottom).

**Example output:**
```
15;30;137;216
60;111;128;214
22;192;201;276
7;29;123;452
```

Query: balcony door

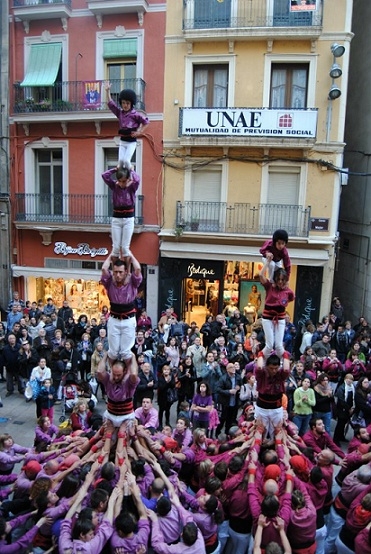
273;0;313;26
37;150;63;221
189;166;224;232
261;167;301;236
194;0;231;29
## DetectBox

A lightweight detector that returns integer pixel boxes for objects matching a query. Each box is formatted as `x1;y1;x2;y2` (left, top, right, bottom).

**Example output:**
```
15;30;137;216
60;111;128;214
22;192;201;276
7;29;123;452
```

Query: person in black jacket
157;364;176;429
333;373;355;445
57;300;74;323
134;361;157;408
3;334;22;396
216;362;242;435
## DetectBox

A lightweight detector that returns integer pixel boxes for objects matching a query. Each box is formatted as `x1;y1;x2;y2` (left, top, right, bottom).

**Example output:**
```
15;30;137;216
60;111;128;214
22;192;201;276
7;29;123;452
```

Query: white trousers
262;257;283;281
262;318;285;357
107;315;136;360
315;524;327;554
118;141;137;169
255;406;284;439
111;216;134;258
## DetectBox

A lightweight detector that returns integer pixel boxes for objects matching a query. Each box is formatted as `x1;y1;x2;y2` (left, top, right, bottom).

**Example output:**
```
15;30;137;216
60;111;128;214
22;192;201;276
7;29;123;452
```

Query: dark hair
182;522;198;546
90;488;109;509
72;518;95;540
131;458;146;478
116;167;130;181
118;88;137;107
57;474;80;499
273;268;288;284
157;496;172;516
204;476;222;494
266;354;281;367
261;494;280;517
214;461;228;481
228;455;244;474
115;512;137;535
197;381;211;396
273;229;289;244
310;465;323;484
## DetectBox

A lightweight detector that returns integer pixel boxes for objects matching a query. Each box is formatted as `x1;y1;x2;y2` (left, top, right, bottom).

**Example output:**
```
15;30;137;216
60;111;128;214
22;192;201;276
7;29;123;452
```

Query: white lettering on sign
180;107;318;138
54;242;108;258
187;263;216;278
165;289;177;309
297;297;316;328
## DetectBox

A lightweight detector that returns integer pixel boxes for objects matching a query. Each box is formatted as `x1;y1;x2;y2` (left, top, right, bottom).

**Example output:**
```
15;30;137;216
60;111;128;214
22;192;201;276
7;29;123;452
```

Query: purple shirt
135;406;159;429
0;445;29;473
34;423;59;444
151;518;206;554
102;167;140;209
101;270;142;306
59;518;113;554
108;100;149;133
110;519;150;553
101;372;139;402
192;393;212;423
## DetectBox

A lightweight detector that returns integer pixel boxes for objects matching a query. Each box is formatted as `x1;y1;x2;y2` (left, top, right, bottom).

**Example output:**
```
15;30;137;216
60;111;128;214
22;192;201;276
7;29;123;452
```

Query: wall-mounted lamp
329;63;342;79
328;84;341;100
331;43;345;58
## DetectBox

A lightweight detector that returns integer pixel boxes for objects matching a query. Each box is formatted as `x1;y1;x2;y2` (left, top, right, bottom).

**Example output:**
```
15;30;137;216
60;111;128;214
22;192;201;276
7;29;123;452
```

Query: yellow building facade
159;0;353;331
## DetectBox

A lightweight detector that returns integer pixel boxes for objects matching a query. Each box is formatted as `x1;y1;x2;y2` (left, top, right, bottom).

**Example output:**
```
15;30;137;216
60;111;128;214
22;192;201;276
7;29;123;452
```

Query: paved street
0;381;107;450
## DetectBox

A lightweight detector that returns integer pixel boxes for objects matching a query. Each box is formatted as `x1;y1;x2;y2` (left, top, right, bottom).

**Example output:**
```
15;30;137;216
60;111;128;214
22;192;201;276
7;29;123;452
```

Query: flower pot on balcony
190;221;199;231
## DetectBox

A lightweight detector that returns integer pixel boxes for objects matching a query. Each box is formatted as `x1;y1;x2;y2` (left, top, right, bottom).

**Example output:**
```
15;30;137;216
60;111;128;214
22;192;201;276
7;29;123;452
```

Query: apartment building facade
160;0;353;328
9;0;165;322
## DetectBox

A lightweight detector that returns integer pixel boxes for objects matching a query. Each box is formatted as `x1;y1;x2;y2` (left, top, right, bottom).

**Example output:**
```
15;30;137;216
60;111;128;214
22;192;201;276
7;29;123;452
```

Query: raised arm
97;351;109;382
101;255;112;278
130;253;141;277
259;254;273;285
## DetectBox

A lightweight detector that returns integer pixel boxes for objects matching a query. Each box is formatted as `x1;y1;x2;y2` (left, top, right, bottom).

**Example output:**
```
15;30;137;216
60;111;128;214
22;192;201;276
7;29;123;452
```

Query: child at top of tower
104;83;149;170
259;229;291;283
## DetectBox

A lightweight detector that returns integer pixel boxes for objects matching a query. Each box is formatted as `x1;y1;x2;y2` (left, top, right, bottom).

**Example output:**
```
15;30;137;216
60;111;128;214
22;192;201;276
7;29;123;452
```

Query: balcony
12;1;72;33
176;201;311;238
87;0;149;26
14;193;144;231
12;78;146;123
183;0;323;41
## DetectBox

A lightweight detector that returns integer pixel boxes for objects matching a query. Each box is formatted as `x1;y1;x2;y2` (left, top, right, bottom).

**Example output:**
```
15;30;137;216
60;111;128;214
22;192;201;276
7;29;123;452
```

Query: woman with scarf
313;373;334;434
333;373;355;445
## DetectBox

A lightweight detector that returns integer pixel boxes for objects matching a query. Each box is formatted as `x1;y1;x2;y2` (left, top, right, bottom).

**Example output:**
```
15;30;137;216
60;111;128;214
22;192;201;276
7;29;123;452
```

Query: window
21;42;63;105
36;149;63;219
188;166;224;232
270;64;309;108
193;0;231;29
260;166;308;236
103;38;140;106
193;65;228;107
273;0;313;26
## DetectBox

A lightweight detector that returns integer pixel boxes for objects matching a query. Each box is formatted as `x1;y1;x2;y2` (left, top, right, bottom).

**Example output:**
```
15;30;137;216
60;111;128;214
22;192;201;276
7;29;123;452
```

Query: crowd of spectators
0;291;371;553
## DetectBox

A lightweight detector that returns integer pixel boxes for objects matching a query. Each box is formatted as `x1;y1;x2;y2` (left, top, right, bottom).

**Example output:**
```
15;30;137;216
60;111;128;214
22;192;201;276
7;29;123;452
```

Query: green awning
103;38;137;59
20;43;62;87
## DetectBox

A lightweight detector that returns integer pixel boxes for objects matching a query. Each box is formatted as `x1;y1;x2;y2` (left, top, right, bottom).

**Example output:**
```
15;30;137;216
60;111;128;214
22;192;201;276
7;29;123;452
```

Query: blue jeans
292;413;311;436
314;411;332;434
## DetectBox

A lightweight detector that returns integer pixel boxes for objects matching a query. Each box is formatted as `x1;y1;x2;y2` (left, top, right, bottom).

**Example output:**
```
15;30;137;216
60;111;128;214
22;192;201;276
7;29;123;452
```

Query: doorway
182;278;220;328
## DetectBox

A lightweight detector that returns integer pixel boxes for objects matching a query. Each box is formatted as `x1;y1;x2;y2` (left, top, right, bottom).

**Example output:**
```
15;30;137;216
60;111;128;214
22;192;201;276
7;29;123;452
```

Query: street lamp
326;43;345;142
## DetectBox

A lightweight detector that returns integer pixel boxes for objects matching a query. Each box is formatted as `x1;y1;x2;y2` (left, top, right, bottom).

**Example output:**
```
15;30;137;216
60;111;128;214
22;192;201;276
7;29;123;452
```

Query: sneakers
5;391;13;397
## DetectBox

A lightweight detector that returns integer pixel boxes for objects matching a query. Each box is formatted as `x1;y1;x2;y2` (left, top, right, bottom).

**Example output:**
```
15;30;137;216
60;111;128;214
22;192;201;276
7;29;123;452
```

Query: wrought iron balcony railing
15;193;144;226
183;0;322;31
176;201;311;237
13;78;146;114
13;0;71;6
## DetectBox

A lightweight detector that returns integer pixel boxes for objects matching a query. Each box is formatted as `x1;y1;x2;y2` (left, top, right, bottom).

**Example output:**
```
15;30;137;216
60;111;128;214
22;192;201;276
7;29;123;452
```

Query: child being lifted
105;83;149;170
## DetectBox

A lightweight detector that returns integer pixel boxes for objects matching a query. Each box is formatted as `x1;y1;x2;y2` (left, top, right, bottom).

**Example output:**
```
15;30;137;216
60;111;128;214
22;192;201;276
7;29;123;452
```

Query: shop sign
187;263;216;278
180;108;317;138
54;242;108;257
310;218;329;231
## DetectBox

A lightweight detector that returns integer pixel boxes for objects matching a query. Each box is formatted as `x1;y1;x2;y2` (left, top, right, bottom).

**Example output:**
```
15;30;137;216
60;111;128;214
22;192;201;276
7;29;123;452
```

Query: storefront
159;241;327;329
11;234;150;322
